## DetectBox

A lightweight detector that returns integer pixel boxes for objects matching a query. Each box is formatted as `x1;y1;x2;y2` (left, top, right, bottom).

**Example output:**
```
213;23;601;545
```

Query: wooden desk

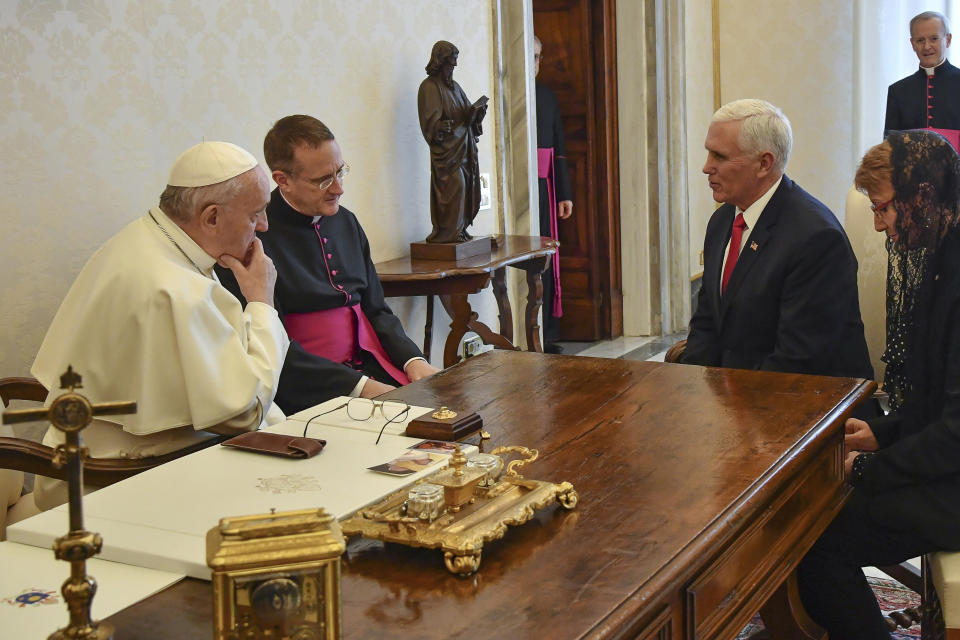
106;352;873;639
375;235;557;367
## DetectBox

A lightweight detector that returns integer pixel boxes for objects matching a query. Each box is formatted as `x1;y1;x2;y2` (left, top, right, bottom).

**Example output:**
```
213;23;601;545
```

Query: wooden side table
375;235;558;367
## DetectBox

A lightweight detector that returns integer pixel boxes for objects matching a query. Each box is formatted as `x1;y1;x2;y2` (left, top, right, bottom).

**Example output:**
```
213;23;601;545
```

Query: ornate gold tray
340;446;578;575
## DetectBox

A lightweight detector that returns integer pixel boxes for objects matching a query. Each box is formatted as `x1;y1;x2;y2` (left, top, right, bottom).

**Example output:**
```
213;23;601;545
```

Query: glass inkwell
466;453;503;487
405;483;445;522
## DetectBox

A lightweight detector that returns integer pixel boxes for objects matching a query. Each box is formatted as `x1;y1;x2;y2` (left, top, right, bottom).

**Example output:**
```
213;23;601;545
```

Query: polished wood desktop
375;235;557;366
106;351;873;639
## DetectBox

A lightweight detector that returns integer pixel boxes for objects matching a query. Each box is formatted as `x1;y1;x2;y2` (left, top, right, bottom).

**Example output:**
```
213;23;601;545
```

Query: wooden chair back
0;376;223;488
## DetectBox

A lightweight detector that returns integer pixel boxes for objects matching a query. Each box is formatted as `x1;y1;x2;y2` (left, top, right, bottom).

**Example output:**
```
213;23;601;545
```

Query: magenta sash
928;127;960;152
284;305;410;385
537;147;563;317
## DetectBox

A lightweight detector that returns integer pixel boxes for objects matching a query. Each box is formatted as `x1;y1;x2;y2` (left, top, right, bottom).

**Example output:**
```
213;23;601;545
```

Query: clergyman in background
885;10;960;137
534;35;573;354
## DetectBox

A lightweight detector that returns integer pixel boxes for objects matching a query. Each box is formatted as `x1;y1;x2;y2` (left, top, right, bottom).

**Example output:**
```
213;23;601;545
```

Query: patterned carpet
735;576;921;639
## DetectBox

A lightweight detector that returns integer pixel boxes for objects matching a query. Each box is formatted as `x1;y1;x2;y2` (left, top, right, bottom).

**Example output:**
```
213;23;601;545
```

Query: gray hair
911;11;950;37
711;98;793;173
158;172;246;223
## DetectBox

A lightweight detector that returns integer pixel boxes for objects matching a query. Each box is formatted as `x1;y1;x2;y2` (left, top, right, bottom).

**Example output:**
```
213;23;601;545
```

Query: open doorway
533;0;622;341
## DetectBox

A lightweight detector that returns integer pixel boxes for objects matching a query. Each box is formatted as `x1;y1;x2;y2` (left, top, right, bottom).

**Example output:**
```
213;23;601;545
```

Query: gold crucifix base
49;622;114;640
49;531;114;640
2;367;134;640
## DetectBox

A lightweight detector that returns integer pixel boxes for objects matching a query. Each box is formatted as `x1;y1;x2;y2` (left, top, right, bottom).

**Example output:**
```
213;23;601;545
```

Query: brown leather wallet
221;431;327;459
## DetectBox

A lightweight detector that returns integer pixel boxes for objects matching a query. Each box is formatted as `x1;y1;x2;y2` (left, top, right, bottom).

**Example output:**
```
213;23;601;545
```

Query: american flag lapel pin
750;241;759;251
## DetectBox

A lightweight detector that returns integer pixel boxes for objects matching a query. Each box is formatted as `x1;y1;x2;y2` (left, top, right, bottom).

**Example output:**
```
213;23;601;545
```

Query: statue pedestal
410;236;492;262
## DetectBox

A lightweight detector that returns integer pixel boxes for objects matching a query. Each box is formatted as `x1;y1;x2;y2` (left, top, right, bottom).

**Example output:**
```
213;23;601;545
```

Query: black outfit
535;82;572;347
885;60;960;135
680;176;874;380
217;189;423;414
798;131;960;639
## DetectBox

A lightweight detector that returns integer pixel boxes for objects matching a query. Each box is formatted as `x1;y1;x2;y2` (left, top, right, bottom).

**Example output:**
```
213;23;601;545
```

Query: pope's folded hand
220;238;277;306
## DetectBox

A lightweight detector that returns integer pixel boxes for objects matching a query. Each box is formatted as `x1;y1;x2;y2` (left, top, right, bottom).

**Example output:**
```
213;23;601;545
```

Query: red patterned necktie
721;213;747;294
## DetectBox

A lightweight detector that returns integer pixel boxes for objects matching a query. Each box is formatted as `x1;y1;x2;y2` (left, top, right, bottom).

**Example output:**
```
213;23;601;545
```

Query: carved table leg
439;293;518;368
758;573;826;640
923;554;946;640
491;267;513;343
423;294;434;363
439;294;472;368
520;256;549;353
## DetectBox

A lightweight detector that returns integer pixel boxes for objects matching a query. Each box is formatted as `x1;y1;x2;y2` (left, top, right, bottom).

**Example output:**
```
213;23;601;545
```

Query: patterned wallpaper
0;0;497;376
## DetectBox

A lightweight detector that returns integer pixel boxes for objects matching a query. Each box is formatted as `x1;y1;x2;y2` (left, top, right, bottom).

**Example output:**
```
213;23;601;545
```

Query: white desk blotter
8;406;476;580
0;540;182;639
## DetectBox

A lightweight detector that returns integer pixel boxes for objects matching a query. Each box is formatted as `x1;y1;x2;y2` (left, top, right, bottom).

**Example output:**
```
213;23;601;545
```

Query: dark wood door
534;0;621;341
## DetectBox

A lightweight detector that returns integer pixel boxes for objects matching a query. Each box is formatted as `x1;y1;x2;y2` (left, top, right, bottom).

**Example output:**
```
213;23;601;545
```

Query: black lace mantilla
883;130;960;411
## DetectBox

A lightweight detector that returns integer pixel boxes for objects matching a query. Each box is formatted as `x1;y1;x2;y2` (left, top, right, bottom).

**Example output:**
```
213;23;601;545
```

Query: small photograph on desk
408;440;459;455
368;451;445;477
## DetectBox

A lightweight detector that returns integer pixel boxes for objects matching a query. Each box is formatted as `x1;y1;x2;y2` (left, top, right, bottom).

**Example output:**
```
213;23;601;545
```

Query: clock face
251;578;301;625
50;396;92;432
231;571;326;639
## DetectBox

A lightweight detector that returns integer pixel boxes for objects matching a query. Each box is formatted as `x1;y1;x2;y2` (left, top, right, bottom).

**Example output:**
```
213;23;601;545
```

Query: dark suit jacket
681;176;873;380
861;229;960;550
885;59;960;135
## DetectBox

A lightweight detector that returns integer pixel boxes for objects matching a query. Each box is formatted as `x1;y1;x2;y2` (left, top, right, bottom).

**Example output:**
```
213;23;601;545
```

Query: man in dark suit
885;11;960;136
680;98;873;383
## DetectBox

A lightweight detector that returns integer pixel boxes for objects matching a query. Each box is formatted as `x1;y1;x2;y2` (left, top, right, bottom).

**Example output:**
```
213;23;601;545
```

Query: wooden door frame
617;0;690;336
653;0;691;334
492;0;623;343
592;0;623;339
490;0;538;348
493;0;688;341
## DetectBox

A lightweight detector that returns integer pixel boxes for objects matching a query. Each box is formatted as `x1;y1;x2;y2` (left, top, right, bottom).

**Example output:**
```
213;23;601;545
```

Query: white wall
618;0;655;336
684;0;715;279
712;1;854;223
0;0;499;377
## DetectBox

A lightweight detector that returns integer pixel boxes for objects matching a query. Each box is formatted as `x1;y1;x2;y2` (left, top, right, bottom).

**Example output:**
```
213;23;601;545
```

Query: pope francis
29;141;290;510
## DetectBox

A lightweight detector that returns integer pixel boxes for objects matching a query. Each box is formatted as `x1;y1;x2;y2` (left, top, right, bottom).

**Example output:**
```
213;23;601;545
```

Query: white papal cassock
30;206;289;509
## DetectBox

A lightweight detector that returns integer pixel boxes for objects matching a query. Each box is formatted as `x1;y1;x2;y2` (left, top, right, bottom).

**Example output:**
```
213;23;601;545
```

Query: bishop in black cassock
885;59;960;135
219;190;427;414
885;12;960;136
218;115;438;415
534;36;573;353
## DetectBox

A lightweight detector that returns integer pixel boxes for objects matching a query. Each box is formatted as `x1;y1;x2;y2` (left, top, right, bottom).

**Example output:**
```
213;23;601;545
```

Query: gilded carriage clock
206;508;346;640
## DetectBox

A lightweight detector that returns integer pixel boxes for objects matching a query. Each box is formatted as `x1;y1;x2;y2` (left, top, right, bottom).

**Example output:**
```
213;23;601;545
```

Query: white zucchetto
167;141;258;187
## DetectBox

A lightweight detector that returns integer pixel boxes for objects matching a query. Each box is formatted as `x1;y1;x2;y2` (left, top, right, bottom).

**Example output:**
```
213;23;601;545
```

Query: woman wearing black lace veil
797;130;960;639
